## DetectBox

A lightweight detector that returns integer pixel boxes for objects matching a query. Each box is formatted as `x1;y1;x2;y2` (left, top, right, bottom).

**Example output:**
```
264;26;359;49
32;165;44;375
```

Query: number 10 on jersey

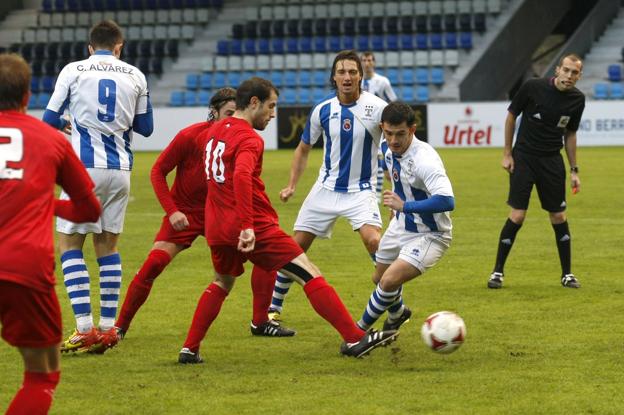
205;138;226;183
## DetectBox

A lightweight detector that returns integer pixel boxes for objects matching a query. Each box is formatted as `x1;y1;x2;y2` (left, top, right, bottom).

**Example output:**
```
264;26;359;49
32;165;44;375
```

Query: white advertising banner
30;108;279;151
427;101;624;148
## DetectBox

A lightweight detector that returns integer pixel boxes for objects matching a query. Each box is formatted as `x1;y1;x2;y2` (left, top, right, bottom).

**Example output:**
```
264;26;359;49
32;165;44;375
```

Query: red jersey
151;121;213;216
200;117;279;245
0;111;96;292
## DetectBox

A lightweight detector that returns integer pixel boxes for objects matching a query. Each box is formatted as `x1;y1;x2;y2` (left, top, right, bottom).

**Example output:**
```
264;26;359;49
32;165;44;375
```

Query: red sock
116;249;171;331
250;266;276;326
303;277;365;343
183;283;229;352
6;371;60;415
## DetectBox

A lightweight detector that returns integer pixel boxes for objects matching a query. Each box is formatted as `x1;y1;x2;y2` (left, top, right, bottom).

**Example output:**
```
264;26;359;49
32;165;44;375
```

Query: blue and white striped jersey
362;73;397;102
46;51;150;171
382;137;454;234
302;91;387;193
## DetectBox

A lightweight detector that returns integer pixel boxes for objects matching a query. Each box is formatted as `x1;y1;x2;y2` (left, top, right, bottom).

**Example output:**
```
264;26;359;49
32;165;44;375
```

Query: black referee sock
493;218;522;273
552;221;571;275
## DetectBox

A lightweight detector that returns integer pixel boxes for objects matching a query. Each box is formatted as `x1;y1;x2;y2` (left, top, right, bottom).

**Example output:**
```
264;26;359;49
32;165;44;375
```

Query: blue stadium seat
329;18;341;36
608;64;622;82
28;93;37;109
273;20;285;38
401;68;415;85
430;67;444;85
256;71;269;80
245;21;257;38
42;0;53;12
445;32;458;49
36;93;51;109
371;35;384;51
298;88;312;104
474;13;486;33
258;38;270;54
228;72;241;87
342;36;355;50
386;16;399;34
357;36;370;51
198;90;211;106
217;40;229;55
430;33;443;50
230;39;242;55
270;71;284;88
400;34;414;50
200;73;212;89
271;38;284;54
358;17;370;35
344;18;356;36
415;15;428;33
287;20;299;37
184;91;197;106
372;17;384;34
314;37;327;53
301;19;313;37
329;36;341;53
386;68;399;85
312;88;327;102
610;83;623;99
299;37;313;53
31;76;41;94
429;15;442;33
315;20;327;37
593;83;608;99
41;76;55;93
299;70;312;86
387;34;399;51
459;13;472;31
259;21;271;38
416;34;428;50
213;72;227;88
284;71;297;88
444;14;457;32
282;88;297;105
312;70;326;87
286;38;299;53
460;32;473;49
401;86;414;102
241;71;254;81
243;39;256;54
54;0;65;11
416;68;428;85
186;73;200;90
400;16;413;33
416;86;429;102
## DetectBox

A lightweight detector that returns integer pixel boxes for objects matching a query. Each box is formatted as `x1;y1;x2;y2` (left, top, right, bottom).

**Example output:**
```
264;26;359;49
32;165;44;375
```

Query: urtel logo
443;106;492;146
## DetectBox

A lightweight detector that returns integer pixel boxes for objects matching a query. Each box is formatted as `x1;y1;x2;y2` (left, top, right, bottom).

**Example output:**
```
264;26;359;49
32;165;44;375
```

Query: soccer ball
420;311;466;354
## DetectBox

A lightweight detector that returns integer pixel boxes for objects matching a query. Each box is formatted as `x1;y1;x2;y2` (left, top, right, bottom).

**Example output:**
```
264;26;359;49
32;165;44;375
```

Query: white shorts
376;217;451;274
56;168;131;235
294;182;382;238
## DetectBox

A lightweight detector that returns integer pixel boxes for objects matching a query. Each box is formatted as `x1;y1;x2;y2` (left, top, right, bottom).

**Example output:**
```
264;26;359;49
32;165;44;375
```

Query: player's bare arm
280;140;312;202
564;130;580;193
502;111;516;173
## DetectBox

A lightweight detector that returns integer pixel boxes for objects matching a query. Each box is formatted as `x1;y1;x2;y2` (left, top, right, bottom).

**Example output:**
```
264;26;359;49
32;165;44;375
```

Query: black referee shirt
509;77;585;156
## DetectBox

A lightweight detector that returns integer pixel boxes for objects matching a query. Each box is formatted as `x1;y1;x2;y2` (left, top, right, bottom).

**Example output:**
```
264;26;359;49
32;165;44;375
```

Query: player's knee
509;210;526;225
363;235;380;254
549;211;566;224
214;274;236;293
379;274;401;292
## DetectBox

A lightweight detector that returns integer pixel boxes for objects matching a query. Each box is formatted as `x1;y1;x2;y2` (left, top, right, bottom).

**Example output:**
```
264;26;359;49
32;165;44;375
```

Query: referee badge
342;118;352;132
557;116;570;128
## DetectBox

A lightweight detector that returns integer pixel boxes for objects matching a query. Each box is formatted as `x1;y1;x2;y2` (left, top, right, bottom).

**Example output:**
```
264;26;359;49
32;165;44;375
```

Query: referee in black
488;54;585;289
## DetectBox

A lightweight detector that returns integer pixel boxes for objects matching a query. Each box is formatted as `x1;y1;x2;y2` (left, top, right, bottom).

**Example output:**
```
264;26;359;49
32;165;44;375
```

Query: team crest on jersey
364;105;374;117
392;168;399;182
342;118;352;132
557;116;570;128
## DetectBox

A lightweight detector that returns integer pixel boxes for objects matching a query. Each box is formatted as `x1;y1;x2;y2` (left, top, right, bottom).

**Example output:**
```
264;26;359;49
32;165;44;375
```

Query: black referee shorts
507;150;566;212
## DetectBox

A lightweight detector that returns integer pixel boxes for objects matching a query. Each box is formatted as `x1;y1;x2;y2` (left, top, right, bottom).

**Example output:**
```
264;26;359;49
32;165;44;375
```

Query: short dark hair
210;87;236;111
330;50;363;91
235;77;279;110
0;53;31;111
89;20;124;50
381;101;416;126
558;53;583;70
361;51;375;61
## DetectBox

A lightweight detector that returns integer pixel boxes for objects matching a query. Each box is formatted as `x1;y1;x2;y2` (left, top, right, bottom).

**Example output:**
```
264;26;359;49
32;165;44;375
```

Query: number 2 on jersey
0;128;24;180
97;79;117;122
204;138;226;183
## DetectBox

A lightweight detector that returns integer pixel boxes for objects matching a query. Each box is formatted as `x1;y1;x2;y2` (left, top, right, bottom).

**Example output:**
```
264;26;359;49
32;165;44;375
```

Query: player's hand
571;173;581;194
279;186;295;202
238;228;256;252
501;154;514;173
169;211;189;231
61;116;72;135
382;190;404;212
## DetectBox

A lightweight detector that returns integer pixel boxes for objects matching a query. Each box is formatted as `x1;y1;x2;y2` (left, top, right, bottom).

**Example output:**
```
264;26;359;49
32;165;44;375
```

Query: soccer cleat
487;272;504;289
60;328;101;353
340;329;399;358
178;347;203;364
382;306;412;331
88;327;120;354
115;326;126;340
250;320;296;337
267;308;282;322
561;273;581;288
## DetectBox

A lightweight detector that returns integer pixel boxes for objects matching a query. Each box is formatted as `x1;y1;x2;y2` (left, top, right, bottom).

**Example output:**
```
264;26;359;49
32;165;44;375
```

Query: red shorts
0;281;62;348
154;211;204;247
210;226;304;277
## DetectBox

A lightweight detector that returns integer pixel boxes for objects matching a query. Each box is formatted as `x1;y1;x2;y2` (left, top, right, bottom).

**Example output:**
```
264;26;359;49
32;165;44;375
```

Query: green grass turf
1;147;623;414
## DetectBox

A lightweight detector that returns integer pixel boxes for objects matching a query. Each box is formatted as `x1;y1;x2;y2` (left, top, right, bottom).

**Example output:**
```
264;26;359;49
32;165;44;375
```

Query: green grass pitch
1;147;623;414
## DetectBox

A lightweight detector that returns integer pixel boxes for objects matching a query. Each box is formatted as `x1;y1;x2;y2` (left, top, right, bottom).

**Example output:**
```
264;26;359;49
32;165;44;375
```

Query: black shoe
340;330;398;358
561;273;580;288
488;272;504;289
178;347;203;364
115;327;126;340
250;320;296;337
382;307;412;331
